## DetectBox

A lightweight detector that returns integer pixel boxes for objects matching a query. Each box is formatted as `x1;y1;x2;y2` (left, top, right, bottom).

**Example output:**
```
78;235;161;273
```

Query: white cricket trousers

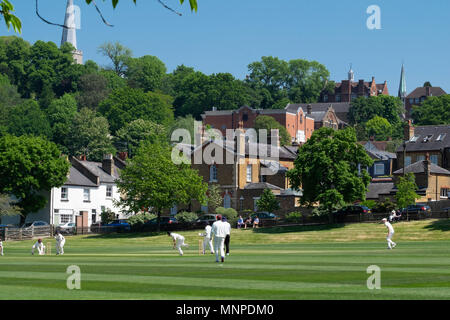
56;240;65;255
387;232;396;248
213;236;225;261
176;237;188;255
203;236;214;254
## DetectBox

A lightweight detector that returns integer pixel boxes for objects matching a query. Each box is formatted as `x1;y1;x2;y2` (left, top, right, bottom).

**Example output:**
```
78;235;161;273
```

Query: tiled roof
366;182;395;199
393;160;450;175
396;125;450;152
407;87;447;98
65;166;97;187
81;161;121;183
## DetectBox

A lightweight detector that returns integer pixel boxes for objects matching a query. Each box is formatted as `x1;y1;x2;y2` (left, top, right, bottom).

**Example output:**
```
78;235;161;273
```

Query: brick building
202;105;315;144
405;86;447;118
320;67;389;103
175;130;302;215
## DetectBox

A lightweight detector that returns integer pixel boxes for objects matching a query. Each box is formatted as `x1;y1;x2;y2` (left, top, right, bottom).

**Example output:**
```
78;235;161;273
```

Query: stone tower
61;0;83;64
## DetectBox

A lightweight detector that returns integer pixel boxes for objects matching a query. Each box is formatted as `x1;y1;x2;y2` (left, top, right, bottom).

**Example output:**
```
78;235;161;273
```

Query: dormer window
410;135;420;142
436;133;446;141
422;135;433;143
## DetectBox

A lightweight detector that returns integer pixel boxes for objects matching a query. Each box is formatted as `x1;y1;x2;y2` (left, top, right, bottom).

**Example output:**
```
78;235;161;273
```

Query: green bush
175;211;198;224
127;212;157;226
373;199;396;213
101;209;116;224
285;211;303;223
216;207;238;225
360;200;376;209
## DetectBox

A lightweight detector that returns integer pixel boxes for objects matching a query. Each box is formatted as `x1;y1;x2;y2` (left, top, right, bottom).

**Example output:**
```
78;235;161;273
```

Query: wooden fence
0;225;52;241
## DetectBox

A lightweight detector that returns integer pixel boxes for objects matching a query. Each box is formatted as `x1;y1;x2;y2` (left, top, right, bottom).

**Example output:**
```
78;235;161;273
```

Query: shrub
285;211;303;223
175;211;198;224
101;209;116;224
216;207;238;225
360;200;376;209
127;212;157;226
373;199;396;213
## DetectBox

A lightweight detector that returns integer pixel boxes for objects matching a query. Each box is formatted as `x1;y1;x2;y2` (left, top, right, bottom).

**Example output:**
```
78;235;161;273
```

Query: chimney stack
102;154;114;176
425;152;431;176
425;86;431;97
404;120;414;141
117;152;128;161
307;104;312;115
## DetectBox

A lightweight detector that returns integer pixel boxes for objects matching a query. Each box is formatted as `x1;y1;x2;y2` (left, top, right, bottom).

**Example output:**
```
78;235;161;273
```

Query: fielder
382;218;397;249
211;215;227;263
168;232;188;256
31;239;46;255
0;237;4;256
223;216;231;256
201;222;214;255
55;231;66;255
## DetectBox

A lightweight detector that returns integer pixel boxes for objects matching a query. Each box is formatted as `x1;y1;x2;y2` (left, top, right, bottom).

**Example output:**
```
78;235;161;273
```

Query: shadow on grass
84;231;167;240
424;219;450;232
252;223;346;234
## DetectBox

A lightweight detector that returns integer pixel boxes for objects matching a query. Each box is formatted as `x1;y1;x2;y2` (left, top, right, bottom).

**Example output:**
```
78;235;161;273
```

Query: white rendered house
1;155;127;227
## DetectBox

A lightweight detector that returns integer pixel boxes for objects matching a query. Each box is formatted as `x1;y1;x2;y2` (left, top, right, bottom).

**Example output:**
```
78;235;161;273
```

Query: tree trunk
19;214;26;227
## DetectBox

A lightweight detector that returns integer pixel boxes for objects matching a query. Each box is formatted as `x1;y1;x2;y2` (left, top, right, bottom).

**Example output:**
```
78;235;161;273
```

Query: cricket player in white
382;218;397;249
202;223;214;254
211;215;227;263
0;238;4;256
31;239;46;255
168;232;188;256
55;231;66;255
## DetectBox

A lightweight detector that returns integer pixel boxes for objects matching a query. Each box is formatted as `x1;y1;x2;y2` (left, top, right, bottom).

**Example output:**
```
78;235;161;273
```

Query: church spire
348;64;354;82
398;63;406;99
61;0;83;64
61;0;77;49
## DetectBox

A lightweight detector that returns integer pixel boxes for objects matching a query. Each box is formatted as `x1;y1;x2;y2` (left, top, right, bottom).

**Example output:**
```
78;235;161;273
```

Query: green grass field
1;219;450;300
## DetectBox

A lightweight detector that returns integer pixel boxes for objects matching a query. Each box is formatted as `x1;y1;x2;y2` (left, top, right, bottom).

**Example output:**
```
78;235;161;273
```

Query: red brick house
405;86;447;118
320;67;389;103
201;105;315;144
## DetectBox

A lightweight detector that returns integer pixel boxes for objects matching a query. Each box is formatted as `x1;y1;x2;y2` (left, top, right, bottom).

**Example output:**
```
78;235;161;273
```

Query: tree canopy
256;189;280;213
253;115;292;146
116;140;207;231
395;173;420;209
287;127;373;216
411;95;450;125
0;135;70;223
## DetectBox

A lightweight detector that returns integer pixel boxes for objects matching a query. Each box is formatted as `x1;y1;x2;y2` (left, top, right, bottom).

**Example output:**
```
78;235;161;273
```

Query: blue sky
6;0;450;94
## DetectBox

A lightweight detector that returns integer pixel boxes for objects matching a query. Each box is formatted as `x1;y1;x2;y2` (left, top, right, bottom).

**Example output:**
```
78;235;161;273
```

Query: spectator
244;217;252;229
253;216;260;229
237;216;244;229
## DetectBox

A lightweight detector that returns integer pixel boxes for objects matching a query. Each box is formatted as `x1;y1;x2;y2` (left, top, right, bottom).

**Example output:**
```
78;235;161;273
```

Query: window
422;135;433;143
430;155;438;165
405;156;412;166
335;94;341;102
436;133;447;141
106;185;113;198
415;98;420;104
239;197;244;211
246;165;252;182
60;214;72;224
441;188;449;199
374;163;385;175
409;98;414;104
61;187;68;200
417;155;425;162
351;93;357;100
83;188;90;202
243;114;248;122
210;165;218;182
410;135;420;142
323;95;328;102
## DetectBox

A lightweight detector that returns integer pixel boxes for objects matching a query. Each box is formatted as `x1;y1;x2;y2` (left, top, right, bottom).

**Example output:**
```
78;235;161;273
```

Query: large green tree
256;189;280;213
98;42;133;77
126;55;167;92
411;95;450;125
115;119;167;158
365;116;393;141
349;96;404;126
116;140;207;231
395;173;420;209
287;127;373;218
99;87;174;134
76;72;110;111
246;56;330;108
66;108;116;161
0;135;70;224
253;115;292;146
6;99;52;138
